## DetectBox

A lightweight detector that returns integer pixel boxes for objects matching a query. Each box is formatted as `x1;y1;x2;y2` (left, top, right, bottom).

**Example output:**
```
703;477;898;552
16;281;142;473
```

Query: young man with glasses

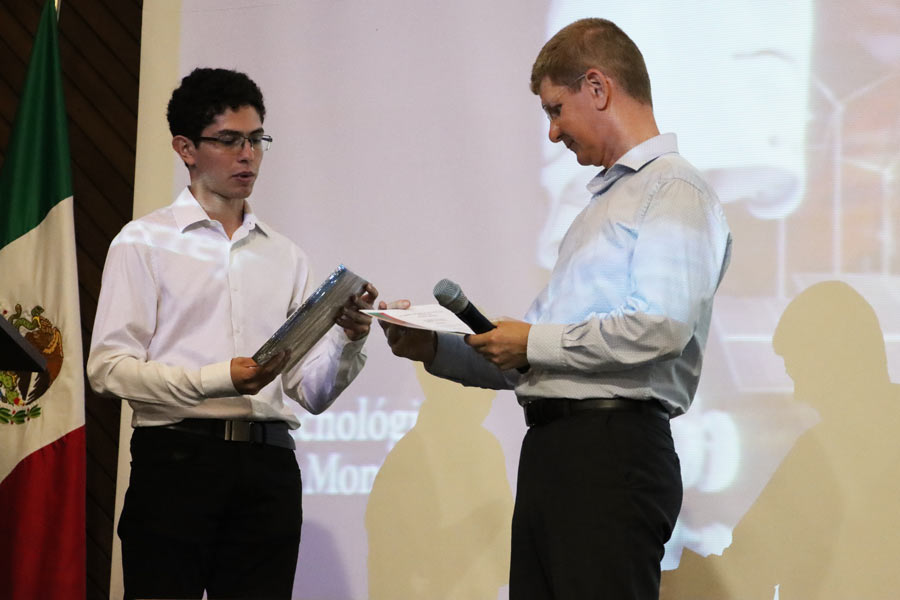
88;68;377;600
379;19;732;599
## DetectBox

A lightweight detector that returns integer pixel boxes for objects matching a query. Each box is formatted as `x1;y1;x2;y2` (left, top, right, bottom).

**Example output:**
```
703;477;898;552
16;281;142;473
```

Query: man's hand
466;320;531;370
378;299;437;364
336;282;379;341
231;351;290;395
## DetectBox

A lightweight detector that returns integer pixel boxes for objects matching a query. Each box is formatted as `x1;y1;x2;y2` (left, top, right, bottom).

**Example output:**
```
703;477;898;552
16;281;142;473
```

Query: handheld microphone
434;279;529;373
433;279;495;334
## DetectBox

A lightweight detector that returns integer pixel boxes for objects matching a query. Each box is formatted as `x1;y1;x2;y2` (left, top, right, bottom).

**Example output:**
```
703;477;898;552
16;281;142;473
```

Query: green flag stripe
0;0;73;250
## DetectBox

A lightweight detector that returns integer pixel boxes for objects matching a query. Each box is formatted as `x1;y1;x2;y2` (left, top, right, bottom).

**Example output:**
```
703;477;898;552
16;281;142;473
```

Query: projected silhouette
365;364;513;599
661;280;900;598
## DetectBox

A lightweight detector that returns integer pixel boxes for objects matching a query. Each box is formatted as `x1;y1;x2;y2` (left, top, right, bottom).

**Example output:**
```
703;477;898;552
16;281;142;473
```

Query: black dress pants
510;409;682;600
119;426;303;600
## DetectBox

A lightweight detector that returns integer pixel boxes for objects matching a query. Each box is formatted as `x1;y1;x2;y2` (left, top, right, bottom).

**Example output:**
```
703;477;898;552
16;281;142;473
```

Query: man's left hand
466;320;531;370
336;282;379;341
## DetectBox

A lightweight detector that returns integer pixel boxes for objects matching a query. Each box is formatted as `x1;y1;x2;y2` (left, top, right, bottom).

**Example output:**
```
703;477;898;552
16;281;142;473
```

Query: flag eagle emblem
0;303;64;424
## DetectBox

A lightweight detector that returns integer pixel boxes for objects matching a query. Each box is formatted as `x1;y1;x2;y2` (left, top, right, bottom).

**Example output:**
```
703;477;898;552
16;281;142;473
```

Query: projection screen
117;1;900;598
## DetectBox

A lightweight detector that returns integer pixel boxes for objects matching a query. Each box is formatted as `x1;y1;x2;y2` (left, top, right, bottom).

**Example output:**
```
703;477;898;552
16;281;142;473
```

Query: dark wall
0;1;141;598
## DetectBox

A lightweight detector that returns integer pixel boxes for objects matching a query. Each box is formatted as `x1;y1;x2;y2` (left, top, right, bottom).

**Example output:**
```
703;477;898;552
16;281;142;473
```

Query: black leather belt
161;418;296;450
522;397;669;427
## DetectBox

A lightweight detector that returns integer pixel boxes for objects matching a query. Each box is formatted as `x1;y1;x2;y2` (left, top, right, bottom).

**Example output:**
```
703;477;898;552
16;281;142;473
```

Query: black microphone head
433;279;469;314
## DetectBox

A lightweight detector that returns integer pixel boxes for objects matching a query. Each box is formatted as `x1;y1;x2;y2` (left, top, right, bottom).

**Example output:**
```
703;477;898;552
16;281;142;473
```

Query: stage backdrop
114;1;900;598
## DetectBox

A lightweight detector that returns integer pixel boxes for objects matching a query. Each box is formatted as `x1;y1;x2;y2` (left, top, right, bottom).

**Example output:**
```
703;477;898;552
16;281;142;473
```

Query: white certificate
361;304;474;335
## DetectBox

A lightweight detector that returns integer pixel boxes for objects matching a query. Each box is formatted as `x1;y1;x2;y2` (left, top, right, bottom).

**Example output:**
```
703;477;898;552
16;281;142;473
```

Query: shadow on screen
661;280;900;599
365;363;513;600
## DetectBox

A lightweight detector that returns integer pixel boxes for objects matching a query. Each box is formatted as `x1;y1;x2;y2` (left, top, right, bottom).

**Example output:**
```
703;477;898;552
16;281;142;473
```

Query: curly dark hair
166;68;266;141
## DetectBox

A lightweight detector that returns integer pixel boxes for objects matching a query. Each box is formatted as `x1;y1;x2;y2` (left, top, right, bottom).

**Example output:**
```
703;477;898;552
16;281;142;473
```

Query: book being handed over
253;264;368;373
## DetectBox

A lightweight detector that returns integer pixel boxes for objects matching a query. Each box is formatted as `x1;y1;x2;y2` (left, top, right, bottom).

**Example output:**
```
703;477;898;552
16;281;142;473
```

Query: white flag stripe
0;197;84;482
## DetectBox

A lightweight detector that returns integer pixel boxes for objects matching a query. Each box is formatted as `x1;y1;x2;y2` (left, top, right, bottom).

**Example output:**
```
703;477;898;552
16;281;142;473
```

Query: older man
380;18;731;599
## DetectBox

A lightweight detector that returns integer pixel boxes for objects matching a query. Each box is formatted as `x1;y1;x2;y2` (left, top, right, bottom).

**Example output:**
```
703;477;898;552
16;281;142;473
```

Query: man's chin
231;181;255;198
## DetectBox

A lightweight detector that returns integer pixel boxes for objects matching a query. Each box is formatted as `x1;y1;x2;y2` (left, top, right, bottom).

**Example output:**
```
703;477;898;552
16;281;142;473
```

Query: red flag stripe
0;427;86;599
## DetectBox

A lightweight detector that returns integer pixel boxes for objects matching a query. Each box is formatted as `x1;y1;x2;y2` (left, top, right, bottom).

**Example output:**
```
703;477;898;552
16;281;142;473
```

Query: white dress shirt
87;187;366;428
429;134;732;416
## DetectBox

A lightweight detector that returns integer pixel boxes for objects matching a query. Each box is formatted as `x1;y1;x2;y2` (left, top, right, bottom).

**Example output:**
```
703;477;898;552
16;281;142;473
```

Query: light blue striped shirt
430;133;732;416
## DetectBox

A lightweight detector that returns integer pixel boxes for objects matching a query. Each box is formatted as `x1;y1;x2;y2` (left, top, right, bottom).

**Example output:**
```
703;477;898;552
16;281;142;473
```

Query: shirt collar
171;187;269;236
241;201;268;235
587;133;679;194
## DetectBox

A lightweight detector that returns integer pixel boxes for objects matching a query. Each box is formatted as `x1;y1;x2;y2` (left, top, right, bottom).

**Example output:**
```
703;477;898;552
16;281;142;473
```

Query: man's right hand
378;300;437;364
230;351;289;395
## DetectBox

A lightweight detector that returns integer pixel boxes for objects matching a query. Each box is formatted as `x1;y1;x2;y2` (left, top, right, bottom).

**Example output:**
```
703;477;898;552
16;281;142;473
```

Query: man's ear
172;135;197;167
584;68;610;110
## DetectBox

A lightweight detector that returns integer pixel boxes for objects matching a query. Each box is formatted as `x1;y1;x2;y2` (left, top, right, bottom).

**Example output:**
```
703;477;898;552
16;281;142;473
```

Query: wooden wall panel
0;1;142;598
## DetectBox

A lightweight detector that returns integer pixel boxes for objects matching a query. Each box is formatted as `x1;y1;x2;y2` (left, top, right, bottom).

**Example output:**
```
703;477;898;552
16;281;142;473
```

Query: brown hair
530;18;652;106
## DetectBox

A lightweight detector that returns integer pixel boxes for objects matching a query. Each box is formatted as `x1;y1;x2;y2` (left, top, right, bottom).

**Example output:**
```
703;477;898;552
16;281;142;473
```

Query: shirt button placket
229;243;242;352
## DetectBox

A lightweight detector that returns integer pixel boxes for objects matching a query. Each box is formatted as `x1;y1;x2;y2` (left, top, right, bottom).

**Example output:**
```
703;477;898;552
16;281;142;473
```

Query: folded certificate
361;304;475;335
253;264;368;372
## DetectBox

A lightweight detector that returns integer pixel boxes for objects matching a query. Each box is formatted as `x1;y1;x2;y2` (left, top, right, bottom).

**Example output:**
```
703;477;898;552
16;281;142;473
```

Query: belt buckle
224;420;254;442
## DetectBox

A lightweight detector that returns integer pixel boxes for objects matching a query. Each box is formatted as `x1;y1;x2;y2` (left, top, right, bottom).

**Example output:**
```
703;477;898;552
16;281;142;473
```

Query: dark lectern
0;315;47;372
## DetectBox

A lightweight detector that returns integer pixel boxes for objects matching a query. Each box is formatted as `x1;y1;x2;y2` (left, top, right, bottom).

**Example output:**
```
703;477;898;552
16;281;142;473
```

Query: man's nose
548;120;562;143
237;138;255;159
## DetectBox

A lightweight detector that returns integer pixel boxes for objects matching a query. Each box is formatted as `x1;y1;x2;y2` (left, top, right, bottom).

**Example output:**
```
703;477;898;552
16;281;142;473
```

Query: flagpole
55;0;62;20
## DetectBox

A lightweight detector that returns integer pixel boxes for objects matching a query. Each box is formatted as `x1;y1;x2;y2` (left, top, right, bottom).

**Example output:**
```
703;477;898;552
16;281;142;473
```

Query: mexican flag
0;2;86;598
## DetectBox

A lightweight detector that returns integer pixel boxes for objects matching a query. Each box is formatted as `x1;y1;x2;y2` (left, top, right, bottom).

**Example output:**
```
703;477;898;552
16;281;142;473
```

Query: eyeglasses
195;133;273;152
542;73;586;122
